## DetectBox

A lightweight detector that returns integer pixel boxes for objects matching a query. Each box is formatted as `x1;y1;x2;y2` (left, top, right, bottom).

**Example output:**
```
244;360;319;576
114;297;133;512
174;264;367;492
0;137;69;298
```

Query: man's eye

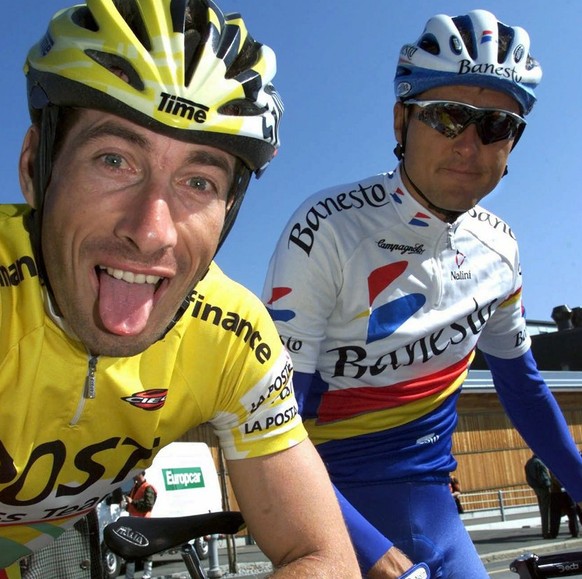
187;177;210;190
102;153;124;168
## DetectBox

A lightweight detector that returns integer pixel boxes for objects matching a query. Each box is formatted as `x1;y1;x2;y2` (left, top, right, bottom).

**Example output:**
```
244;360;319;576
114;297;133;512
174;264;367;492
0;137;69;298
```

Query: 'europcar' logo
122;389;168;411
163;467;205;491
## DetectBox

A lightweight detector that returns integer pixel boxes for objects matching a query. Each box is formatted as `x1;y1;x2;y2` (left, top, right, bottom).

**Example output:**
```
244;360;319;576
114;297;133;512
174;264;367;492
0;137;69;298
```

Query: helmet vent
525;55;538;72
113;0;152;51
182;0;212;86
85;49;145;91
451;15;476;60
418;34;440;55
218;98;264;117
497;23;515;63
180;0;209;33
71;6;99;31
226;36;261;79
184;28;203;85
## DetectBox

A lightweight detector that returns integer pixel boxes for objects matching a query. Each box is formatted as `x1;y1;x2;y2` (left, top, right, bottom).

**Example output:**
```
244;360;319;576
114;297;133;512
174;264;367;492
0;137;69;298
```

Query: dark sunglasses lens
418;103;522;145
418;104;468;138
442;104;472;126
479;112;519;144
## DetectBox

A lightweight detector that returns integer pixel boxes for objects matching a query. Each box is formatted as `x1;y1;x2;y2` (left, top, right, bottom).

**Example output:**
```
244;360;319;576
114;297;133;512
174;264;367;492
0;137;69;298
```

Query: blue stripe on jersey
316;389;461;485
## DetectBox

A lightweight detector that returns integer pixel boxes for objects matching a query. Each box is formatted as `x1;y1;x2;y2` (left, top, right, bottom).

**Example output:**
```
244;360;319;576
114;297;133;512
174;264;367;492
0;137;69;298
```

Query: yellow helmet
25;0;283;175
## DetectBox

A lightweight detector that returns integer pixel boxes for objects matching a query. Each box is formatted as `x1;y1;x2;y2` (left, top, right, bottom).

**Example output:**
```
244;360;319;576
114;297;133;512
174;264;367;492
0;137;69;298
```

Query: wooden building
454;324;582;508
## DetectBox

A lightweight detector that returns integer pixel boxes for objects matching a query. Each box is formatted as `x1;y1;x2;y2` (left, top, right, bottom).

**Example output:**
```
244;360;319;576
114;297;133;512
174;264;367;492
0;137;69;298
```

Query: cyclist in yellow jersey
0;1;360;577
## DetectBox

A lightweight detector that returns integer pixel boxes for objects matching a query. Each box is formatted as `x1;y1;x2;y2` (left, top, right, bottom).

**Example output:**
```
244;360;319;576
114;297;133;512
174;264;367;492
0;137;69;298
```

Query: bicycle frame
511;551;582;578
178;541;208;579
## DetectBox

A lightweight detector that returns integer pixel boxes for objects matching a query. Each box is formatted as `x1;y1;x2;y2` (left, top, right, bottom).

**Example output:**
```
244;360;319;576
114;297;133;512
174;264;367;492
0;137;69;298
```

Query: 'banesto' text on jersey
263;168;530;485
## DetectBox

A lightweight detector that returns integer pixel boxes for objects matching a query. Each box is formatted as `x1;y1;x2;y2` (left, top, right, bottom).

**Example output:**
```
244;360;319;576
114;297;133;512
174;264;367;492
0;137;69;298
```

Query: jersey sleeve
477;242;531;359
262;197;342;374
335;486;393;573
487;350;582;501
211;346;308;460
196;266;307;460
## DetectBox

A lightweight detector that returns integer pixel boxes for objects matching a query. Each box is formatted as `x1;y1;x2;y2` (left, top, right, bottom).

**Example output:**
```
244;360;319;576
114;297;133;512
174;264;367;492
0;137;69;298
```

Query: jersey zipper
84;356;98;399
447;223;456;251
432;224;456;308
70;355;98;425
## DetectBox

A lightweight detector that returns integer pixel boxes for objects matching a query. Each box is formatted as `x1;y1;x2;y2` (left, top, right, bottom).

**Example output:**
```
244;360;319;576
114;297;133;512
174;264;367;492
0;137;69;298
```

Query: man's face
394;85;522;218
25;110;236;356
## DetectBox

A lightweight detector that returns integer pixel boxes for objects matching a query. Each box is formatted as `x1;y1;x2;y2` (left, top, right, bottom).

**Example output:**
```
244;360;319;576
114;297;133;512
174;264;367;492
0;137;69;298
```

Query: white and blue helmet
394;9;542;115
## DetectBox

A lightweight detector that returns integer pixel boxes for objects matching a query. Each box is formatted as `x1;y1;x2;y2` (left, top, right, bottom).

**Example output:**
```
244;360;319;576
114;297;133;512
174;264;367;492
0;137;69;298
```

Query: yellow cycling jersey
0;204;306;568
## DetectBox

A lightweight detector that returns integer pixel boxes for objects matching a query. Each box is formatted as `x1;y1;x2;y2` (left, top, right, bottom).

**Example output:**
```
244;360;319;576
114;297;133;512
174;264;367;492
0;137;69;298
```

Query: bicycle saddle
104;511;245;559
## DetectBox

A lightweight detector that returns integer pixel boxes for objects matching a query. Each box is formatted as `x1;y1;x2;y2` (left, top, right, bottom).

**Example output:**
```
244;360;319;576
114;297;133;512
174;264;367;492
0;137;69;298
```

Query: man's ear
393;102;405;146
19;125;40;208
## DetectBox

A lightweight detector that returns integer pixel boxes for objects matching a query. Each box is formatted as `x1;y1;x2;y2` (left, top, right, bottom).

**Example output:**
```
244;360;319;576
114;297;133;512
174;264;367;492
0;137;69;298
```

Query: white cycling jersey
263;167;530;482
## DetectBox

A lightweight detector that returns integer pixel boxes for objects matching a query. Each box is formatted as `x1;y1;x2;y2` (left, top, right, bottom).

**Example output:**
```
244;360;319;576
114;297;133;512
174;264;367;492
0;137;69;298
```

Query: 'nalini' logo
455;250;466;268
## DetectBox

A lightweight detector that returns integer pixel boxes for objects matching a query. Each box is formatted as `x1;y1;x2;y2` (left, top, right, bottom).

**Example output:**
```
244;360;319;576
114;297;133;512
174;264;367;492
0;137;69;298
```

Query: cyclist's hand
367;546;429;578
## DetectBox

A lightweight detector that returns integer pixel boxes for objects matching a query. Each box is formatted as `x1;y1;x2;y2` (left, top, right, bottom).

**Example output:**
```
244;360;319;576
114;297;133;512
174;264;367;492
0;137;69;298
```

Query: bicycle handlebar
104;511;245;559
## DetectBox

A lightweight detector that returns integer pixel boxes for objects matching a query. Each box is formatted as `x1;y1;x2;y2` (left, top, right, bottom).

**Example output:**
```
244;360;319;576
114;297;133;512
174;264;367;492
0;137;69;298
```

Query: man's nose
115;184;178;254
453;122;481;153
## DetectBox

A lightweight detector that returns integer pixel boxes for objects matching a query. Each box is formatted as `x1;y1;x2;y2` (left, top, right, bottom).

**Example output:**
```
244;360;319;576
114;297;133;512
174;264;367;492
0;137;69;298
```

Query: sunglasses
405;100;526;145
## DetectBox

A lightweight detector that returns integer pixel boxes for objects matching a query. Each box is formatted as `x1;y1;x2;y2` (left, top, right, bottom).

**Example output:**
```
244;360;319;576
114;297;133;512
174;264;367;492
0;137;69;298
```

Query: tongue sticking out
98;271;156;335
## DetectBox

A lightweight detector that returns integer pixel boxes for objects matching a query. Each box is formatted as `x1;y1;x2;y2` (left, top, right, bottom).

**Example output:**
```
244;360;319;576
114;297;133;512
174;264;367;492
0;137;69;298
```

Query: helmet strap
393;143;404;160
397;102;463;223
28;105;61;311
393;102;409;161
160;163;252;338
401;161;463;224
216;165;252;253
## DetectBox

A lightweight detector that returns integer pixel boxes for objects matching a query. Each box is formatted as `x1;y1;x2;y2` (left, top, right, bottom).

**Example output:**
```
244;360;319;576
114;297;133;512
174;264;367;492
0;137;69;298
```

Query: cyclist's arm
294;371;418;578
226;438;360;577
486;350;582;501
335;489;416;578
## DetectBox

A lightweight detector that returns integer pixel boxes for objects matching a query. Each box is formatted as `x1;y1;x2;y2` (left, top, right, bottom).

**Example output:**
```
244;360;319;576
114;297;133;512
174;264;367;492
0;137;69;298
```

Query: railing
459;486;538;522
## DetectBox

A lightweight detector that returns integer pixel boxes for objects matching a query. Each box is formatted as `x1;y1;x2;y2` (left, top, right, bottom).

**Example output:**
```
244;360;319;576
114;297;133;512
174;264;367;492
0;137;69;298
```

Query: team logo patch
390;187;405;204
355;262;426;343
266;287;295;322
480;30;493;44
455;250;466;268
409;212;431;227
122;389;168;411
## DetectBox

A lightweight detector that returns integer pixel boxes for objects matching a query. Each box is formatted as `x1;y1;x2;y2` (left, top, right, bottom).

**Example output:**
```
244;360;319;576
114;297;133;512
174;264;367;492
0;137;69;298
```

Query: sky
1;1;579;323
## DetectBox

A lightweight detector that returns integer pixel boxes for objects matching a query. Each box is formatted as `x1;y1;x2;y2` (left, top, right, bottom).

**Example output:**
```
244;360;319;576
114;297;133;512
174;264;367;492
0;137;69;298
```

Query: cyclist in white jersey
0;1;360;577
263;9;582;579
